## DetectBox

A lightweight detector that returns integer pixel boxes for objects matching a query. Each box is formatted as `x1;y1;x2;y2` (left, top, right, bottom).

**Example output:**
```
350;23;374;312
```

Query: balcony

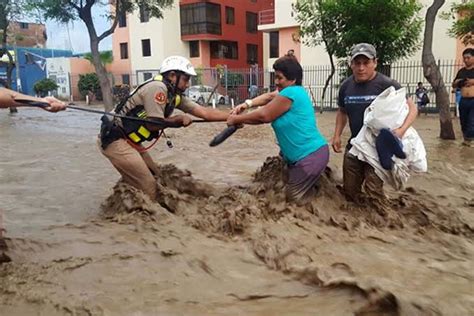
258;9;275;25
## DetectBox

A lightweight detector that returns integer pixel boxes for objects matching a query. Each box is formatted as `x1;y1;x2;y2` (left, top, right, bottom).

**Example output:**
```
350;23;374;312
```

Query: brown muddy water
0;106;473;315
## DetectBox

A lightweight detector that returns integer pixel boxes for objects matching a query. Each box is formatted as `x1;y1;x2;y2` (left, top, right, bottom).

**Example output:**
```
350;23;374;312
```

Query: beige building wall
109;5;132;85
128;0;189;84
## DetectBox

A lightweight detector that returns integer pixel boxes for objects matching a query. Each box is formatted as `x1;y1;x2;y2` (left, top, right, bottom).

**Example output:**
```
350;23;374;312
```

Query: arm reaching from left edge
0;88;66;112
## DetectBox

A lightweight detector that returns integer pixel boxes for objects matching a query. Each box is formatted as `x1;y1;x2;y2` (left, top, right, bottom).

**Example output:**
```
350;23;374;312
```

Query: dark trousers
459;97;474;140
343;150;384;201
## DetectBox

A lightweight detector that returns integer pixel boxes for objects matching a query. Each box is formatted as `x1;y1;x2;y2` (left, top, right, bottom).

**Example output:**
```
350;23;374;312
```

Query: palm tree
83;50;113;67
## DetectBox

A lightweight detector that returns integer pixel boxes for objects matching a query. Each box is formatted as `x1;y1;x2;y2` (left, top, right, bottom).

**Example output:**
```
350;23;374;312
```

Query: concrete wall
69;58;95;100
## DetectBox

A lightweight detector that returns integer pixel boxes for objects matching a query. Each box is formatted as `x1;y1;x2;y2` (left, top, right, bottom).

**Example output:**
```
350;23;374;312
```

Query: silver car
186;85;227;105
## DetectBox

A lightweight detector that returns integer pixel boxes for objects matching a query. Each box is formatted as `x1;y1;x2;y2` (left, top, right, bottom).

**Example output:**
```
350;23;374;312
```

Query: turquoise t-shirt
271;85;327;164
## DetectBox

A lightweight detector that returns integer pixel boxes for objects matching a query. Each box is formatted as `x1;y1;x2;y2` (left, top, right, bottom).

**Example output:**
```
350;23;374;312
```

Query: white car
186;85;227;105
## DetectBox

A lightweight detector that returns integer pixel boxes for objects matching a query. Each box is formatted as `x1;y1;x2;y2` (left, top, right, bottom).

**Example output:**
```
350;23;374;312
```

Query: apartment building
7;21;47;48
110;0;271;84
180;0;271;69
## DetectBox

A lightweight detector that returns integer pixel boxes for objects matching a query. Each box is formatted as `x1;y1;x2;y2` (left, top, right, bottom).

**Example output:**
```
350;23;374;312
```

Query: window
120;42;128;59
246;12;257;33
225;6;235;25
122;74;130;85
210;41;238;60
142;39;151;57
143;72;153;81
247;44;258;64
269;31;279;58
118;11;127;27
139;4;150;23
19;22;29;29
180;3;221;35
189;41;200;58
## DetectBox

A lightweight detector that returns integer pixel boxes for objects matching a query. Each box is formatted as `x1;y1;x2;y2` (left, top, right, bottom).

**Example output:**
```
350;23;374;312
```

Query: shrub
33;78;58;97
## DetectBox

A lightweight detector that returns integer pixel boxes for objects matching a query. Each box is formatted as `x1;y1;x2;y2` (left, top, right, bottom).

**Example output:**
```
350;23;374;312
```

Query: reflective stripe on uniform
138;126;151;139
128;132;141;143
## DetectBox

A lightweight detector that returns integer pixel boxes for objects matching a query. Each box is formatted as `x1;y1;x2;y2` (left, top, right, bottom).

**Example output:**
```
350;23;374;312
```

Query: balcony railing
258;9;275;25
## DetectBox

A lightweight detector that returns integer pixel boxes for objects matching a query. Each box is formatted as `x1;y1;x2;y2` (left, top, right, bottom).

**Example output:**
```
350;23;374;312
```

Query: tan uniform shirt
115;81;197;126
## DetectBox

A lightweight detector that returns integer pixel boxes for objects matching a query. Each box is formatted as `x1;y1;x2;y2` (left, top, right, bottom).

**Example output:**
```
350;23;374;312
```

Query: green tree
294;0;422;111
445;1;474;46
27;0;174;111
34;78;59;97
422;0;455;139
294;0;422;66
78;73;101;101
294;0;339;110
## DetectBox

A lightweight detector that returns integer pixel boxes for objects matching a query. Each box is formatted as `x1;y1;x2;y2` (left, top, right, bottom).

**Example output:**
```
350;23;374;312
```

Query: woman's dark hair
273;56;303;85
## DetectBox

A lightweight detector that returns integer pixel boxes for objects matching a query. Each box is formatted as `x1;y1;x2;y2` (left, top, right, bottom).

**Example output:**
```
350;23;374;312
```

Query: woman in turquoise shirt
227;56;329;201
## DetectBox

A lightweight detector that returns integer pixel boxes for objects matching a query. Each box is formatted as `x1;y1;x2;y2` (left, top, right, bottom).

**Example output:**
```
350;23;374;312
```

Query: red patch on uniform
155;92;167;105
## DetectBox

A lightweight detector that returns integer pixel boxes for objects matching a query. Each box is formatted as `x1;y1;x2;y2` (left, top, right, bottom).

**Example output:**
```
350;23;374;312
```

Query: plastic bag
364;86;408;131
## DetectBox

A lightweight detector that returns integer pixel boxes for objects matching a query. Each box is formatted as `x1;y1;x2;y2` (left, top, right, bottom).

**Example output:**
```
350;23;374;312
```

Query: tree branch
85;0;95;10
98;0;119;42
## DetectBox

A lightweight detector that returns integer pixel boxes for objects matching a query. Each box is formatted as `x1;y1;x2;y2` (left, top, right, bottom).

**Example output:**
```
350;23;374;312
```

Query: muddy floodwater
0;106;473;315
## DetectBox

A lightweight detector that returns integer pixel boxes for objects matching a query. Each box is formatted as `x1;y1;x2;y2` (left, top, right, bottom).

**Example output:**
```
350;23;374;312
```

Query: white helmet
160;56;197;76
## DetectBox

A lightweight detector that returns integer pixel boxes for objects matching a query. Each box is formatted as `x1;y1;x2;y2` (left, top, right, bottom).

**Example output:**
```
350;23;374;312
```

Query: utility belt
99;111;164;151
99;115;124;150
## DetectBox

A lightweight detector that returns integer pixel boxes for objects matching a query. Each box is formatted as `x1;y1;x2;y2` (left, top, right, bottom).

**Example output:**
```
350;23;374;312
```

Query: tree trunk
80;8;114;111
422;0;455;139
321;44;335;114
90;38;114;111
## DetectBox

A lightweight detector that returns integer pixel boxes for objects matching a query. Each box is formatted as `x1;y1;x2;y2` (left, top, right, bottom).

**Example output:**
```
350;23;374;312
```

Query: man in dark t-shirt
331;43;418;202
452;48;474;146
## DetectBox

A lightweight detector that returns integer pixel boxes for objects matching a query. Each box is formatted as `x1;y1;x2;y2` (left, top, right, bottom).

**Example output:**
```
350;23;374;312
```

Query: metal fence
69;60;464;111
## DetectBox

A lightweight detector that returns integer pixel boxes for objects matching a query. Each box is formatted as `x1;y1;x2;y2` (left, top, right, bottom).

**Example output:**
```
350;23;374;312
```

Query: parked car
185;85;227;105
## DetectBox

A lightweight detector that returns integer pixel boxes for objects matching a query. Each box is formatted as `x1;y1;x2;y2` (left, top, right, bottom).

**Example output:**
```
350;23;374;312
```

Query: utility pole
10;35;18;113
14;43;19;92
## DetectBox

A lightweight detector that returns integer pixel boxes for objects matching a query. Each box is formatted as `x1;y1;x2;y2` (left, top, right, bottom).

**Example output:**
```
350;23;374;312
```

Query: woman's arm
230;90;279;115
227;95;291;126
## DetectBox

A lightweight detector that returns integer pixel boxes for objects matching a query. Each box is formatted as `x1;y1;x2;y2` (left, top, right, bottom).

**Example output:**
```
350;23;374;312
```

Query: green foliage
78;73;101;99
294;0;423;65
223;72;244;87
33;78;58;97
194;66;203;85
26;0;174;25
444;2;474;46
83;51;113;66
